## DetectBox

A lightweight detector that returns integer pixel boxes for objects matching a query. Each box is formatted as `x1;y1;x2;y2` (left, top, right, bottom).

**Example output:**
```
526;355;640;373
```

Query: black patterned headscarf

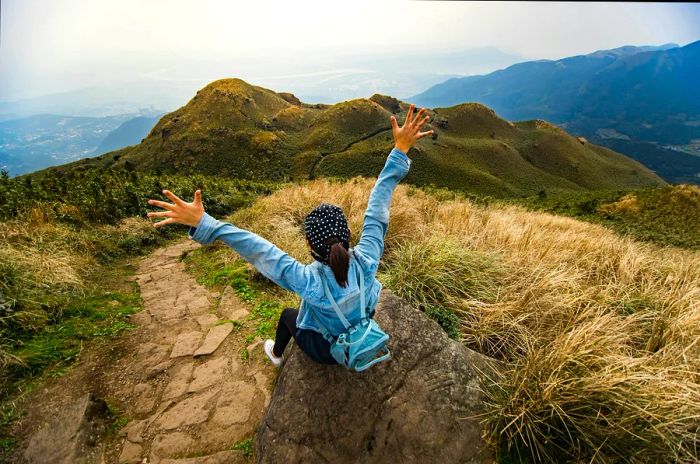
304;203;350;264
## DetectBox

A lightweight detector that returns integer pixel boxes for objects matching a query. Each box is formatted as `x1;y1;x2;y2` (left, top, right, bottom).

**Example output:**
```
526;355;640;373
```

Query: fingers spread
163;190;184;205
412;108;426;127
147;211;172;218
148;199;176;210
403;104;415;126
414;114;430;132
153;218;175;228
390;115;399;134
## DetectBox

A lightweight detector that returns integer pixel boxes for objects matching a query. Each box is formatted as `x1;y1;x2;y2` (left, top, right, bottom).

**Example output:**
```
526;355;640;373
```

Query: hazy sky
1;0;699;101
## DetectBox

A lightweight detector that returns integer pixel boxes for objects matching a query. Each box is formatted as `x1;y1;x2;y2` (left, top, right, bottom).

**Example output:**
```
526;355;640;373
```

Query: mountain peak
74;78;663;195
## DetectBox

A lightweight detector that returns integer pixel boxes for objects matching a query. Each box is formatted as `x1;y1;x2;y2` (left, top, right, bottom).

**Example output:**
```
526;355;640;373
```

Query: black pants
273;307;338;365
274;306;377;365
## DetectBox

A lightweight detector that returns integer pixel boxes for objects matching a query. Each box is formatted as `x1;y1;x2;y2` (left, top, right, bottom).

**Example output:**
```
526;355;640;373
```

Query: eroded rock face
256;290;498;464
23;393;110;464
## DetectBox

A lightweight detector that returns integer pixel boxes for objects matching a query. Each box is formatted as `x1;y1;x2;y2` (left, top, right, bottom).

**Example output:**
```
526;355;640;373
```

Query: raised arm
187;214;310;295
354;104;433;273
146;190;310;295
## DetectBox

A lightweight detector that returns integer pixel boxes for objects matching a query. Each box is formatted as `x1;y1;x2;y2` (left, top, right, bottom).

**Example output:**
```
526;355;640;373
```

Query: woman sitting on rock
147;104;433;367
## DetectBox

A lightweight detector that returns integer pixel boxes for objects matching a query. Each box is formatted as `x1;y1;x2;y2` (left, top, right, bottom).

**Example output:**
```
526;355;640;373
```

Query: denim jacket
188;147;411;336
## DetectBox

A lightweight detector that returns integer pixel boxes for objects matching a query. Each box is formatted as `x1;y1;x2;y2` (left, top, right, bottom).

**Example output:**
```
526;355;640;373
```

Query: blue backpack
309;250;391;372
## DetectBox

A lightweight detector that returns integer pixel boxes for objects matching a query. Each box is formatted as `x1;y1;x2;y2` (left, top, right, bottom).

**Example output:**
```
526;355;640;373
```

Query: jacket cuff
188;212;218;245
388;147;411;170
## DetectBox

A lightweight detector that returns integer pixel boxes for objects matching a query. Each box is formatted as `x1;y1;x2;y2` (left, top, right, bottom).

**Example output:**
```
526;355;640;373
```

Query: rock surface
12;240;268;464
194;323;234;356
256;290;499;464
23;393;110;464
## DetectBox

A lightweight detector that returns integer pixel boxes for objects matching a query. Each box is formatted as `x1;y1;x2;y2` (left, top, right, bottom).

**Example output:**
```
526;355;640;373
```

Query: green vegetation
59;78;662;199
0;404;18;454
7;290;139;381
232;436;254;458
106;402;129;437
514;184;700;249
1;163;278;223
0;166;279;458
1;76;696;462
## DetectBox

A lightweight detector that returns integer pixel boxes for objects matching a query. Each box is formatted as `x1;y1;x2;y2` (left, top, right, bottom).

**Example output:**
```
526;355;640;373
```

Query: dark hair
327;236;350;287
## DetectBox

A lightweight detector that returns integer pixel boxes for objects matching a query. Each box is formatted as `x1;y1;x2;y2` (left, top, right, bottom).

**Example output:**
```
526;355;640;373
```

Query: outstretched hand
147;190;205;228
390;104;433;154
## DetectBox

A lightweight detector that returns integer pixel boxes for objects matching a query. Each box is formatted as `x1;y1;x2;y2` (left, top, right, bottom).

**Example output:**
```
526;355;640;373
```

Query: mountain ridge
409;41;700;183
55;77;664;198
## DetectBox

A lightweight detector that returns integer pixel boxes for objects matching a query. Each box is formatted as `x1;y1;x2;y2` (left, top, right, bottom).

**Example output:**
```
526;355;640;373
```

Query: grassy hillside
1;164;696;461
59;78;663;198
0;167;278;397
512;184;700;250
197;177;700;463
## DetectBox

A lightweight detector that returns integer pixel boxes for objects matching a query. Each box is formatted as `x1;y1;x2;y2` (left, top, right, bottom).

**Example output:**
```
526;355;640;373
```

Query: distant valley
0;113;160;176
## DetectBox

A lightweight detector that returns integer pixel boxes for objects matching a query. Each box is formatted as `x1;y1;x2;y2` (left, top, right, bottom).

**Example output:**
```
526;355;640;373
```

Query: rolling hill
410;41;700;183
63;78;663;198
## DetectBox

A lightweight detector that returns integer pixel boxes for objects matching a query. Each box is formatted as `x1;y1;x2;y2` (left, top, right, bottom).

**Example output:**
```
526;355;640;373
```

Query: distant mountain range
53;78;663;198
411;42;700;184
0;114;160;176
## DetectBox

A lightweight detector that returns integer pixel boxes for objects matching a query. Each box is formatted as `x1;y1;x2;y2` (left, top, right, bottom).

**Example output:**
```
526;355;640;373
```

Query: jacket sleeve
188;213;311;296
354;146;411;274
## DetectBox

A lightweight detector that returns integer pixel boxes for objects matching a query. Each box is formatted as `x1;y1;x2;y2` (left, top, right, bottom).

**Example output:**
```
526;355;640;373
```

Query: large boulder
23;393;110;464
256;290;499;464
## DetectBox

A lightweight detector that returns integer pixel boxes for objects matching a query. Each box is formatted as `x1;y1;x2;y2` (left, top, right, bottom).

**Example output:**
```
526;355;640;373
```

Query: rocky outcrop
23;393;110;464
256;290;499;464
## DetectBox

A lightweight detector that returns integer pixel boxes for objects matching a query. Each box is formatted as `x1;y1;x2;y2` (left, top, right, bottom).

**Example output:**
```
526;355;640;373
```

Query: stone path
110;240;273;464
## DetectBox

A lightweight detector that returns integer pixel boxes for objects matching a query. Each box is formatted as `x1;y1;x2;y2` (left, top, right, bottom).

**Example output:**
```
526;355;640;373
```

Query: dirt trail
109;239;274;464
12;239;275;464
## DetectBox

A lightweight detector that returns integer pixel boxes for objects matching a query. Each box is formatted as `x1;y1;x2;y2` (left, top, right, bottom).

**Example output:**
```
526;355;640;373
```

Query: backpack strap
310;250;368;341
352;249;367;320
319;269;352;329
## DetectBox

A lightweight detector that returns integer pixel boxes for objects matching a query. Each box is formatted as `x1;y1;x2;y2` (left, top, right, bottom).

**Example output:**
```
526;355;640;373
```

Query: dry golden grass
227;177;700;463
0;213;168;370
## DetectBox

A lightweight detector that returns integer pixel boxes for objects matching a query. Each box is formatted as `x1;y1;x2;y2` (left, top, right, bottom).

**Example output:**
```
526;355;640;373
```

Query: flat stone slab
118;441;143;464
212;381;256;426
133;383;156;415
194;323;233;357
136;342;170;368
123;419;147;444
151;431;197;458
188;357;230;393
163;362;194;400
170;331;203;358
155;390;218;430
195;313;219;329
23;393;110;464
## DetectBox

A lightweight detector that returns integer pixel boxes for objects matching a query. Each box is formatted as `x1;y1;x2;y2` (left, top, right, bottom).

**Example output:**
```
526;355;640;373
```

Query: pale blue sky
1;1;699;101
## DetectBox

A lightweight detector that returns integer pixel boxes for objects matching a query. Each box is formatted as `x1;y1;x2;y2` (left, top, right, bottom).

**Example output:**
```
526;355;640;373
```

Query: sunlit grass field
1;165;698;462
214;178;700;463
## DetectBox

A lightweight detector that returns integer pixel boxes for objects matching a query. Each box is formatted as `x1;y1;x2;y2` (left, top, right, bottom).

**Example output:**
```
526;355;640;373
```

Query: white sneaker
264;339;283;367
